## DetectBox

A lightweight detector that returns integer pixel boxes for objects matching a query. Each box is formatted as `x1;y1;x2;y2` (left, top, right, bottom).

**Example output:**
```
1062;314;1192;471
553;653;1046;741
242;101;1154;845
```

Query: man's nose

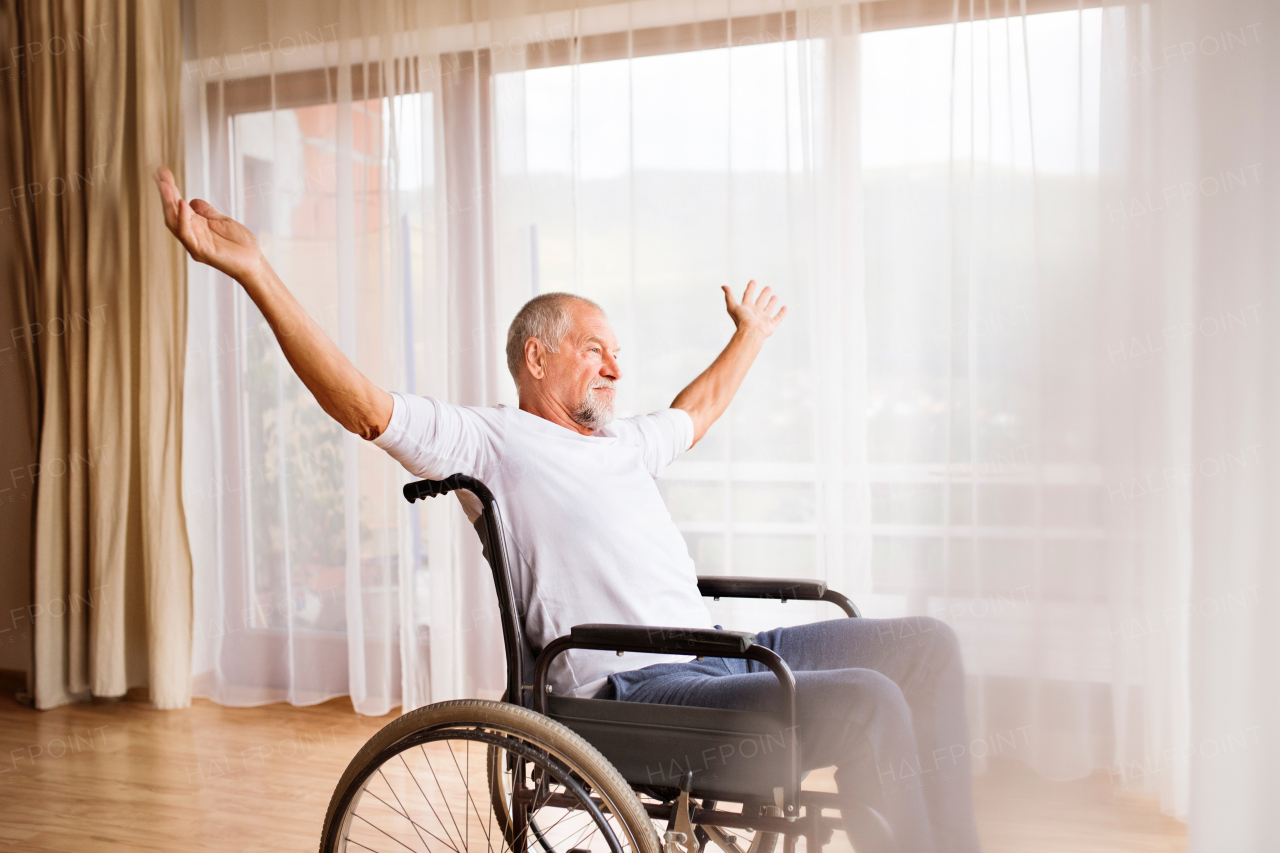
602;352;622;380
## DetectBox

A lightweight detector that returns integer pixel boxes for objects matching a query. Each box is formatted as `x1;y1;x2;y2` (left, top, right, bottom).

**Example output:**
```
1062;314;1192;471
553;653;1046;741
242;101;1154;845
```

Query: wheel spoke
355;811;436;853
400;752;464;851
447;738;494;851
422;744;470;849
513;776;561;852
532;816;561;853
365;783;462;853
561;815;603;852
377;767;437;853
486;749;499;851
526;800;593;847
521;778;631;853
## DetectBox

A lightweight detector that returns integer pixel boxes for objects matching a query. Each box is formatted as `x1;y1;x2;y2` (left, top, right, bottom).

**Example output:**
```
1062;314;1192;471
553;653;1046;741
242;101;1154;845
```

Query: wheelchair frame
400;474;867;853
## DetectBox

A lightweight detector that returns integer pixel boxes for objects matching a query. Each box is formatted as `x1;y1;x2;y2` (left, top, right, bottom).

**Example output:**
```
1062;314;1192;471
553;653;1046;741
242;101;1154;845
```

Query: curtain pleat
4;0;192;710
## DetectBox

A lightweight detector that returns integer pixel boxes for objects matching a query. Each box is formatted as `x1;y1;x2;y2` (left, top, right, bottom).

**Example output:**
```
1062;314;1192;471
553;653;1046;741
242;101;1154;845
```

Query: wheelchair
319;474;880;853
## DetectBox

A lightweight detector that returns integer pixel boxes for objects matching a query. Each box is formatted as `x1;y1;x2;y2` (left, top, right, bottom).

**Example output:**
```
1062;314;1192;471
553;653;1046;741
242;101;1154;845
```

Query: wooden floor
0;682;1187;853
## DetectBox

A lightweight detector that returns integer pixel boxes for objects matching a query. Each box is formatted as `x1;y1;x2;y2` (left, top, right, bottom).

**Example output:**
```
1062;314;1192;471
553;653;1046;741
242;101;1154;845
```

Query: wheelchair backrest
403;475;527;704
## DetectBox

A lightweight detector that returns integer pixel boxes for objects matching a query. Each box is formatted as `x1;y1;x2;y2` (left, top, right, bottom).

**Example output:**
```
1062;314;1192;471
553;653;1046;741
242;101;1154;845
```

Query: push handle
403;475;495;505
403;480;449;501
402;474;521;703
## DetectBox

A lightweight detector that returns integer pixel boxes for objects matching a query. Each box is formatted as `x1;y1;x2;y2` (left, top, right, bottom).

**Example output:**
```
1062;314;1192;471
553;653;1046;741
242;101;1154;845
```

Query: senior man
156;168;980;853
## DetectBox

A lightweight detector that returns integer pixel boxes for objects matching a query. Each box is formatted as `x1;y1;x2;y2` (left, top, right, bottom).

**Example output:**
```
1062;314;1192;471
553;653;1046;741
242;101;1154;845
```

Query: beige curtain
1;0;192;709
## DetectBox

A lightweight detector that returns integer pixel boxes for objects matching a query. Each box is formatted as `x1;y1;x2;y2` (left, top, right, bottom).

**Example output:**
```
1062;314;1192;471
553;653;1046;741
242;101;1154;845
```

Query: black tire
320;699;660;853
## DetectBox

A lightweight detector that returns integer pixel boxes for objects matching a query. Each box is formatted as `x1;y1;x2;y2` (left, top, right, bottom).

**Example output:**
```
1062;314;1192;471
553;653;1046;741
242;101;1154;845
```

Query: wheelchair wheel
320;699;659;853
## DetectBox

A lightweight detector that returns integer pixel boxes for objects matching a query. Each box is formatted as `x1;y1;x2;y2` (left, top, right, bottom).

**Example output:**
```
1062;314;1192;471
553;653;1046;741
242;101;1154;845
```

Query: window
202;89;436;696
860;9;1107;677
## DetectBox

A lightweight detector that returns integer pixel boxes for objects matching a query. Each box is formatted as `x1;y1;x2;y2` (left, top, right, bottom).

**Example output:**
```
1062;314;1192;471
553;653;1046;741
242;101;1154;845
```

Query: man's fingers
174;198;194;250
728;280;786;332
154;168;180;207
177;199;212;260
159;188;178;232
189;198;226;221
154;172;180;231
179;199;199;245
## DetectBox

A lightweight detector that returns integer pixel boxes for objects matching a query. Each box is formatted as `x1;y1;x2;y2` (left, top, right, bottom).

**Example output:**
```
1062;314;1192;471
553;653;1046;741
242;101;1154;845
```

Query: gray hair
505;292;604;381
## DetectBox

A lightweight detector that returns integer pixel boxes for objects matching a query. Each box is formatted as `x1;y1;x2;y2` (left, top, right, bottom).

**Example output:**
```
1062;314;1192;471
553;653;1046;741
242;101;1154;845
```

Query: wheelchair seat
546;694;792;802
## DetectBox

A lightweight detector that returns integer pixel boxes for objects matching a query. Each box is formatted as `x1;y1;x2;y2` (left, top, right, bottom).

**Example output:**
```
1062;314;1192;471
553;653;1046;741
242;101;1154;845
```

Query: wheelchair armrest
569;623;755;657
697;576;826;600
697;575;862;617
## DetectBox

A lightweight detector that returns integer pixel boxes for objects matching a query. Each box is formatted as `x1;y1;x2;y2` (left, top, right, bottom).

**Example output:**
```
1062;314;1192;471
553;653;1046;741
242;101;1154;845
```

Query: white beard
572;381;616;431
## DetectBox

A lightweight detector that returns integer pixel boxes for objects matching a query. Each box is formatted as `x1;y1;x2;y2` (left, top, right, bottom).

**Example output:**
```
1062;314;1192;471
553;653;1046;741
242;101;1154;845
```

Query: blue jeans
600;617;982;853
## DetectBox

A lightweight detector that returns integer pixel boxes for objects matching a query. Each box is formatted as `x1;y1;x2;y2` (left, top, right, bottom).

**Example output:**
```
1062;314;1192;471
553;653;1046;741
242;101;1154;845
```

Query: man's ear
524;337;546;380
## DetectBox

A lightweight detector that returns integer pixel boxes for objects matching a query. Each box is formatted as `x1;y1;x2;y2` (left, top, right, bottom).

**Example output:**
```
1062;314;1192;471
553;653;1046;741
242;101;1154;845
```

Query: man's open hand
722;280;787;338
154;167;263;283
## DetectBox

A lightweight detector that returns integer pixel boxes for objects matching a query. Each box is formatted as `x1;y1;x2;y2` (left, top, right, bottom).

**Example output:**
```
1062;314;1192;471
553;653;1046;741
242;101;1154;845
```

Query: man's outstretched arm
154;168;393;440
671;281;787;446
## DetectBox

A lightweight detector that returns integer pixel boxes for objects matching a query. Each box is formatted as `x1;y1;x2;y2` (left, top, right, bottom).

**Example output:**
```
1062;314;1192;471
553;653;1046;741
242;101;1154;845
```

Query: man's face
544;302;622;431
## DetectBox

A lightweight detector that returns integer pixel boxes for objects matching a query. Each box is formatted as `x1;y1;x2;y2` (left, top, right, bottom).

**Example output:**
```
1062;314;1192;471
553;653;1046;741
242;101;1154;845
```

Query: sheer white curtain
867;0;1278;829
1097;0;1280;840
180;0;868;716
178;0;1279;843
863;0;1276;826
182;1;451;714
862;0;1125;783
860;0;1100;773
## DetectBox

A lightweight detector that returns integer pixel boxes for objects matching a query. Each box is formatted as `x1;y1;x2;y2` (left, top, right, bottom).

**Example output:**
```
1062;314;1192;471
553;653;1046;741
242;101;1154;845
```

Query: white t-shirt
372;393;716;698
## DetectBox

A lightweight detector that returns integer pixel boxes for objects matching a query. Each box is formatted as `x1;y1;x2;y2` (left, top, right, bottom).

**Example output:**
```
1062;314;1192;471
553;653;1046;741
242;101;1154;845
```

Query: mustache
588;379;616;391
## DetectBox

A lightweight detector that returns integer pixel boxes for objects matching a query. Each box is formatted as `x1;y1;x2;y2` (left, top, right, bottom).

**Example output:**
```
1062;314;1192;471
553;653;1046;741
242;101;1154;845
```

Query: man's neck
518;394;594;436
